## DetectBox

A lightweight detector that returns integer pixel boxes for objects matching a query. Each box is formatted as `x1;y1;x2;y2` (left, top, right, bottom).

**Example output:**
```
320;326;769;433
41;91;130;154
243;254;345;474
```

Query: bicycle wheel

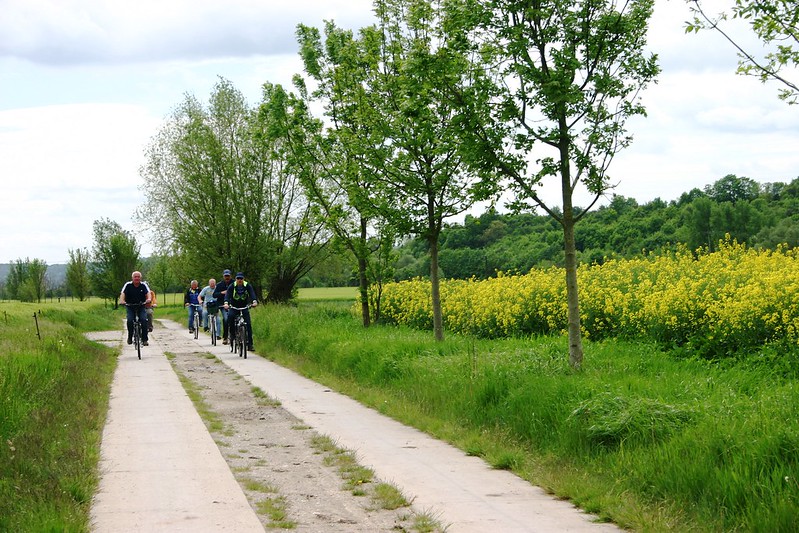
239;320;247;359
210;316;217;346
193;310;200;339
134;320;142;360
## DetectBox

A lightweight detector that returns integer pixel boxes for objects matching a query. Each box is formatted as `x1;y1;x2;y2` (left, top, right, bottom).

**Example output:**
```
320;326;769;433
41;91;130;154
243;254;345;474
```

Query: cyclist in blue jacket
184;280;202;333
224;272;258;351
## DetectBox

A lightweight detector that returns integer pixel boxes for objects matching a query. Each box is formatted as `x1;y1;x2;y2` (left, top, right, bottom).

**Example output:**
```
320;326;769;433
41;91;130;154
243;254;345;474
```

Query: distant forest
305;174;799;286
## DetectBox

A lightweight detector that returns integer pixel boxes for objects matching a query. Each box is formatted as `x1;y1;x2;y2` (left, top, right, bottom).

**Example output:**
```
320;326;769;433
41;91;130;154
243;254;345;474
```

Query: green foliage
396;175;799;277
66;248;91;301
255;302;799;531
567;392;693;448
89;218;140;303
138;78;329;303
298;0;501;340
5;257;48;302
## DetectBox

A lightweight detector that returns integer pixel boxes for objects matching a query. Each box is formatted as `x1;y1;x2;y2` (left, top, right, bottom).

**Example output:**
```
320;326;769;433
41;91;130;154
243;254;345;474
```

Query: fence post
33;312;41;340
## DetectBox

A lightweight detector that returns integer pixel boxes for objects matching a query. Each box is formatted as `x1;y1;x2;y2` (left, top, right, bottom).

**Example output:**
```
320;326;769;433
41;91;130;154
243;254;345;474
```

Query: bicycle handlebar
226;304;252;311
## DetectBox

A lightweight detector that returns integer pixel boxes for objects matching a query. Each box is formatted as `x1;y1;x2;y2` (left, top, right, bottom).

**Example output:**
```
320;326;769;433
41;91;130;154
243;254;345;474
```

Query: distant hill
0;263;67;286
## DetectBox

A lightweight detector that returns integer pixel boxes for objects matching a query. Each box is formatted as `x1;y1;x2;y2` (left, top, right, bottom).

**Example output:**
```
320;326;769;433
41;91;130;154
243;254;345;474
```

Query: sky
1;0;797;265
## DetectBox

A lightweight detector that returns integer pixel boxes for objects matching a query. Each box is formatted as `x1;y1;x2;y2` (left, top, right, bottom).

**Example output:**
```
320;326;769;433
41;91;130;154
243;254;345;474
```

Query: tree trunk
429;235;444;342
562;213;583;370
358;217;371;327
560;127;584;370
265;275;296;304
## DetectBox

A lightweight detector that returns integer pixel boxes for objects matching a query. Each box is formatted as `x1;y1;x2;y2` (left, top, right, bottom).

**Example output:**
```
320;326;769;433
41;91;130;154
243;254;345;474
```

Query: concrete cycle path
88;326;264;532
167;319;620;533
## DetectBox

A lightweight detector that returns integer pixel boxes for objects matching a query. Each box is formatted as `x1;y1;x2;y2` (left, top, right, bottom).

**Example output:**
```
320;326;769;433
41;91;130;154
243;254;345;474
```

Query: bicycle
126;303;145;360
189;303;202;339
207;301;220;346
228;305;251;359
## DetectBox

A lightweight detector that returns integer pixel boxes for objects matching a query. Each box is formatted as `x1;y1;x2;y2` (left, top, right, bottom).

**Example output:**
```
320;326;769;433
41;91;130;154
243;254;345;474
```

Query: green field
297;286;358;300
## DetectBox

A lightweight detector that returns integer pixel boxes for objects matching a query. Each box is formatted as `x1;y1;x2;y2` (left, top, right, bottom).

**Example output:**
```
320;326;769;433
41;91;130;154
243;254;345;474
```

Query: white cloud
0;0;376;64
0;103;158;263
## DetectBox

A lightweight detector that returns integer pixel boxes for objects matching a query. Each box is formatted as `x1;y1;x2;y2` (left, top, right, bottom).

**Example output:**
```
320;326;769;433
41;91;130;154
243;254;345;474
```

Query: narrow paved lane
88;326;263;532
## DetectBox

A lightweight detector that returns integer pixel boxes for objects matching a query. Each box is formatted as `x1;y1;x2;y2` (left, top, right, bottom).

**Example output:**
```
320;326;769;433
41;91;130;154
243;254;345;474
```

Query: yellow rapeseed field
373;238;799;354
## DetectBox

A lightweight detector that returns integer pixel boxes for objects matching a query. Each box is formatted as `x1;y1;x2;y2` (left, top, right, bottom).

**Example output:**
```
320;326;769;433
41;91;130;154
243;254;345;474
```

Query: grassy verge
0;301;120;531
248;301;799;532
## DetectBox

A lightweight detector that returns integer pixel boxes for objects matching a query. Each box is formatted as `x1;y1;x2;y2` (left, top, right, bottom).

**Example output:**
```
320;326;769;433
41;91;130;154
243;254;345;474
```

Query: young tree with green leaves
145;254;179;301
454;0;660;368
294;23;400;326
298;0;498;341
66;248;91;301
90;218;140;306
687;0;798;104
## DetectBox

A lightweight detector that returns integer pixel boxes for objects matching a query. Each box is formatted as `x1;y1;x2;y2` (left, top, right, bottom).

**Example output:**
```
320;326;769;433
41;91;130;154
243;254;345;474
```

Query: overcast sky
1;0;798;264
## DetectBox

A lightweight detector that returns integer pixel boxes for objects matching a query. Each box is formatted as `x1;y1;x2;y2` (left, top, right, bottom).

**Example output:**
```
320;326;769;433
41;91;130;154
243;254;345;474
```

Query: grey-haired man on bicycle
224;272;258;351
119;271;151;346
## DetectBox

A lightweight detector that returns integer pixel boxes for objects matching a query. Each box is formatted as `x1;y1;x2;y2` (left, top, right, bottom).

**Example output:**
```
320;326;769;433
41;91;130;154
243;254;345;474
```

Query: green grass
253;302;799;532
0;301;119;532
297;286;358;301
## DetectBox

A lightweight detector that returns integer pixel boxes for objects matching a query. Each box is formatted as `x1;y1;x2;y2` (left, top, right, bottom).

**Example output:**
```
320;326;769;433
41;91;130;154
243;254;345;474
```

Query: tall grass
251;302;799;532
0;301;119;531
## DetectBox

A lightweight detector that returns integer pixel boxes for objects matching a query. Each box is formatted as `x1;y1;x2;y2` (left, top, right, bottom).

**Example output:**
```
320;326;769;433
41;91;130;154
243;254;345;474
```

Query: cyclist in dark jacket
224;272;258;350
213;269;234;344
119;271;151;346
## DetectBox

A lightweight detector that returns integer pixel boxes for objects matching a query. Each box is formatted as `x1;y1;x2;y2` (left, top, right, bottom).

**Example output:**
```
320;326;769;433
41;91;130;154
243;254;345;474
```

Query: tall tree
299;0;497;340
66;248;91;301
687;0;798;104
295;23;397;326
455;0;660;368
90;218;140;306
704;174;760;203
138;78;328;302
254;83;331;303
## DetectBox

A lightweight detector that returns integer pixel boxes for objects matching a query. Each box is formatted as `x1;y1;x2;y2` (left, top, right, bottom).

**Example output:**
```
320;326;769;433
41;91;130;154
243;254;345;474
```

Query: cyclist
119;271;151;346
214;269;234;344
224;272;258;351
184;279;202;334
198;278;220;338
144;281;157;333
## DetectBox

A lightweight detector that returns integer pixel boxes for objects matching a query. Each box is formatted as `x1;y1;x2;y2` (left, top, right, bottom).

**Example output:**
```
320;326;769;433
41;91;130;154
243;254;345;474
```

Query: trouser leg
139;307;149;342
244;310;253;346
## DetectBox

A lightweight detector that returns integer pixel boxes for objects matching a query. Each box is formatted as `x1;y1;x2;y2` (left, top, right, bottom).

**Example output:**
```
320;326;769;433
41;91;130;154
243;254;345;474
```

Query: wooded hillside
386;174;799;281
